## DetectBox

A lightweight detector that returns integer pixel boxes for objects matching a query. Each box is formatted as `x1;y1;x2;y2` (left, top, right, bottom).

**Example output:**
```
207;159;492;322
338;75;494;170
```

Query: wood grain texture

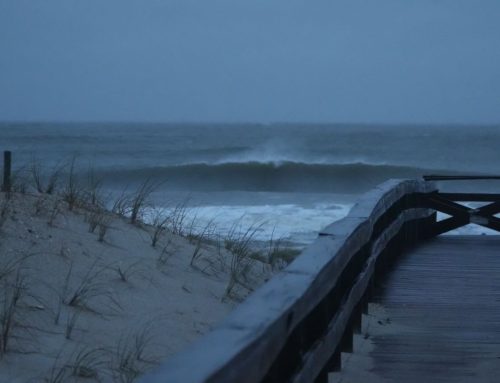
368;236;500;382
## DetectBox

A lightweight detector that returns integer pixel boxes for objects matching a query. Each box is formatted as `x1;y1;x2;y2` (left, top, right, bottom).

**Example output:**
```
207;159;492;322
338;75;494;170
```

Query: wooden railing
141;179;440;383
421;175;500;235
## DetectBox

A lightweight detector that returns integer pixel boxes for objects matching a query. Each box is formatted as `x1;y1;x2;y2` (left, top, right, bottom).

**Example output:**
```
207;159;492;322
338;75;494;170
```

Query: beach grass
0;158;299;382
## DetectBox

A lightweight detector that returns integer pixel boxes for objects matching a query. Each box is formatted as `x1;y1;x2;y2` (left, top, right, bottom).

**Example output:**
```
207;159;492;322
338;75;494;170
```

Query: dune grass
63;259;121;315
0;156;305;382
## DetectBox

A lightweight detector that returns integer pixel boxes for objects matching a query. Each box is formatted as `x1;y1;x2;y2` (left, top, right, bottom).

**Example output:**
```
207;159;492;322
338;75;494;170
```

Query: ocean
1;123;499;243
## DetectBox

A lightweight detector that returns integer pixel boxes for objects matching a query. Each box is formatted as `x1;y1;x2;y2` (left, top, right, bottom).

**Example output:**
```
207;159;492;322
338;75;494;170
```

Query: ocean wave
99;161;453;193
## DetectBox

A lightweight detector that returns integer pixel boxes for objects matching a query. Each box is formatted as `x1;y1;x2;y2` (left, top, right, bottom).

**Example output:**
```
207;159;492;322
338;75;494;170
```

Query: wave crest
101;161;449;193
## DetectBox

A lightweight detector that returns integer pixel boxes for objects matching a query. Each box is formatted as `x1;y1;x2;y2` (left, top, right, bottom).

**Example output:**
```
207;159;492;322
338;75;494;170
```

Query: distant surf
99;161;453;193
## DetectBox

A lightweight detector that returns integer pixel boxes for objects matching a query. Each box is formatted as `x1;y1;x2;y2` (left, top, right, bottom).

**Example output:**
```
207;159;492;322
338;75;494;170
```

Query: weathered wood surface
423;175;500;181
292;208;432;383
423;193;500;234
438;193;500;202
350;236;500;382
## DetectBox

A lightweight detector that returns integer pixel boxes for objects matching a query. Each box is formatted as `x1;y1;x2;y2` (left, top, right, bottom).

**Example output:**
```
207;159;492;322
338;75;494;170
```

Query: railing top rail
423;175;500;181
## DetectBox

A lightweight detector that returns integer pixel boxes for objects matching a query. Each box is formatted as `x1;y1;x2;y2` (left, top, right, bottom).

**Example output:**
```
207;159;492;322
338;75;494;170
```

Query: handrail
140;179;437;383
423;175;500;181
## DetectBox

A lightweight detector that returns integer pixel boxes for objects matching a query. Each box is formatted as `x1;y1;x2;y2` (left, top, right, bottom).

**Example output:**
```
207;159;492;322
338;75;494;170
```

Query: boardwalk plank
333;235;500;383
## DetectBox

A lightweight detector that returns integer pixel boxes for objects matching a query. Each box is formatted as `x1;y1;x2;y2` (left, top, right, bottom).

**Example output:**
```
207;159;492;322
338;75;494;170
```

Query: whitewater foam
175;203;353;245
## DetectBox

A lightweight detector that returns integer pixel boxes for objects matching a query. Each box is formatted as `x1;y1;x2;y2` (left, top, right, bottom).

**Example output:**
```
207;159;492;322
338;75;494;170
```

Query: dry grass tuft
148;208;169;248
189;218;217;267
115;260;144;283
83;164;105;208
223;221;263;298
166;200;189;236
61;157;82;211
30;157;65;195
0;270;26;355
63;259;121;314
86;207;104;234
9;166;30;194
0;263;41;357
44;345;110;382
111;179;163;225
113;324;158;383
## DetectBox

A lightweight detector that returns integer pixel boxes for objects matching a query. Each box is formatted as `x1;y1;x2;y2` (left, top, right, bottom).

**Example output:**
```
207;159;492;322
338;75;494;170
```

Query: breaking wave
100;161;452;193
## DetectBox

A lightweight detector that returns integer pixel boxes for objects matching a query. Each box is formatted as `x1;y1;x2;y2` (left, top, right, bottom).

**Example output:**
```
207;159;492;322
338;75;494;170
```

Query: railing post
315;345;342;383
341;324;354;353
2;150;11;193
352;302;363;333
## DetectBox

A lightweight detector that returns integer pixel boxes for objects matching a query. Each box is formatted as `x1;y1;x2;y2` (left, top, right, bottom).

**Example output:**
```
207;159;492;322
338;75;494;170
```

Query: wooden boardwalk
139;179;500;383
337;235;500;383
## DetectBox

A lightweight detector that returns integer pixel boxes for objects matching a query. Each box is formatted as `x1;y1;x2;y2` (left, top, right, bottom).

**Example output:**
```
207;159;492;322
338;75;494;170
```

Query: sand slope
0;192;272;382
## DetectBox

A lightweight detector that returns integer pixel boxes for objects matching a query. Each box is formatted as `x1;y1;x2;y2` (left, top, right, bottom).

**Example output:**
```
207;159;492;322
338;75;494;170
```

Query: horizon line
1;120;499;127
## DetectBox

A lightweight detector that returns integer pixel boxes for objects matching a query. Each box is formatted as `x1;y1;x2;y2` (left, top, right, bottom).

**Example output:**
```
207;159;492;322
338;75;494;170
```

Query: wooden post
2;151;11;193
341;325;354;353
353;302;363;334
315;345;342;382
330;345;342;371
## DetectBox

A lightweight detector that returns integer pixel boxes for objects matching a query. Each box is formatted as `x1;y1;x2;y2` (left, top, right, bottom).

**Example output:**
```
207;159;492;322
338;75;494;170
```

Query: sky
0;0;499;124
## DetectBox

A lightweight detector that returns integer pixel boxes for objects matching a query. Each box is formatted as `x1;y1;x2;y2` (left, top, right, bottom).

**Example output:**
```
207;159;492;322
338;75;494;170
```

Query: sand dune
0;191;276;382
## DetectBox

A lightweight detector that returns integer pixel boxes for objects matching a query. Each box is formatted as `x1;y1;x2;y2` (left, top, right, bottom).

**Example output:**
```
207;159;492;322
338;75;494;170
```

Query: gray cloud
1;0;499;123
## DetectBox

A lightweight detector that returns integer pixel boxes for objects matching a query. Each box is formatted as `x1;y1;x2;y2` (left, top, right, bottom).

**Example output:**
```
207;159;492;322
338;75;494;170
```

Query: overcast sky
1;0;499;124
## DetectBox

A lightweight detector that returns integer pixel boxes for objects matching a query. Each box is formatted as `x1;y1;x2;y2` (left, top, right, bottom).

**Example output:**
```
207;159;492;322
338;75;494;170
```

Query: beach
0;189;279;382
